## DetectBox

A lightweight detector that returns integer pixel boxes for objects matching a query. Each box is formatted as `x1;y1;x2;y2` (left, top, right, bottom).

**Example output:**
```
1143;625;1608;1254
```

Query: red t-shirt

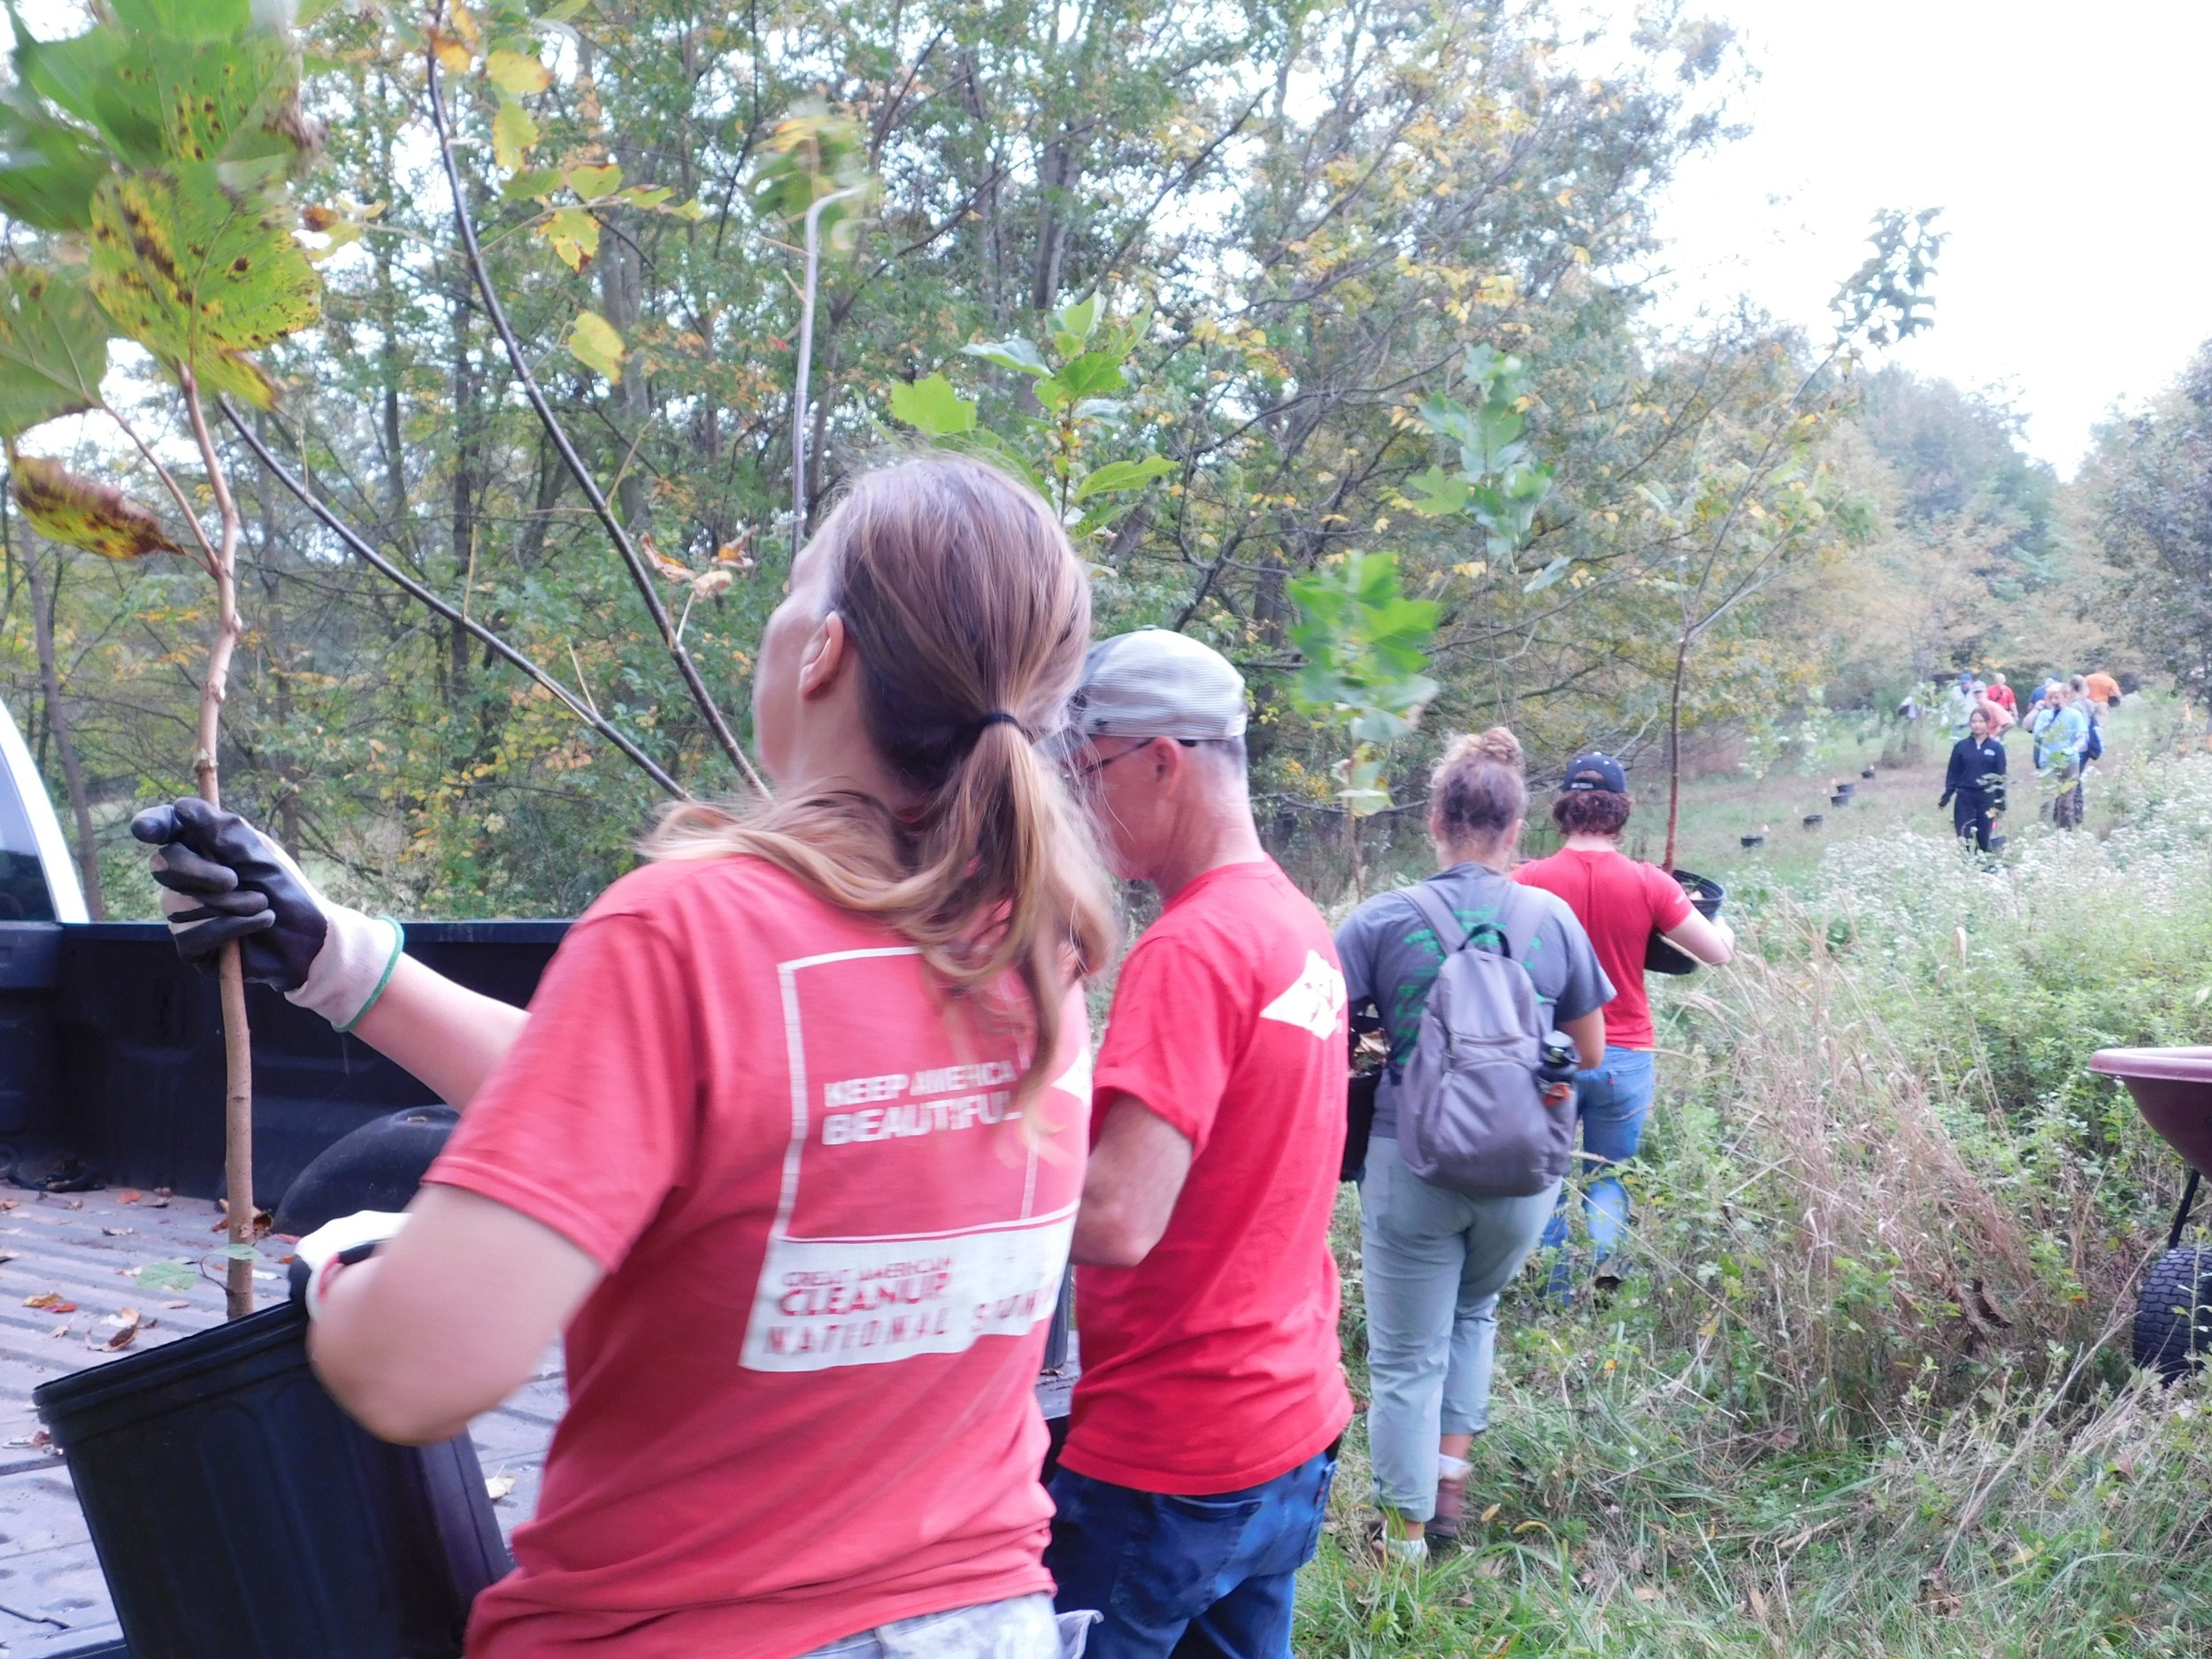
1513;849;1692;1050
426;857;1090;1659
1066;859;1354;1496
1987;683;2017;713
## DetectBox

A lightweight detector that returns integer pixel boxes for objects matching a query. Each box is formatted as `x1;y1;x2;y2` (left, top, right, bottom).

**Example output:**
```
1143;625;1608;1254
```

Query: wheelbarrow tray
2090;1047;2212;1173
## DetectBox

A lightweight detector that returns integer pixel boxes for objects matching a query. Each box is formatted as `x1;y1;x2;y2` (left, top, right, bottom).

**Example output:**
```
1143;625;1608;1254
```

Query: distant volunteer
1513;753;1733;1295
2033;680;2089;830
1048;630;1353;1659
1335;728;1609;1561
1939;704;2008;853
132;457;1116;1659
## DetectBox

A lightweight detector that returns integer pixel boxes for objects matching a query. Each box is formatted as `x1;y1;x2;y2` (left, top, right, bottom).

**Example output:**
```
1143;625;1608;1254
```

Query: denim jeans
1357;1136;1557;1520
797;1594;1096;1658
1540;1046;1656;1278
1045;1445;1337;1659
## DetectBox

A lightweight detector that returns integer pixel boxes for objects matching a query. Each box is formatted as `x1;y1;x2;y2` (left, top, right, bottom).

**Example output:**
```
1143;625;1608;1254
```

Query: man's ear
798;611;848;701
1148;734;1184;787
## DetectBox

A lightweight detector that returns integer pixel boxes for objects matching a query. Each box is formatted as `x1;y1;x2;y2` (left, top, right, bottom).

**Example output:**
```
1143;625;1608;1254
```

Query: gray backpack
1391;882;1571;1198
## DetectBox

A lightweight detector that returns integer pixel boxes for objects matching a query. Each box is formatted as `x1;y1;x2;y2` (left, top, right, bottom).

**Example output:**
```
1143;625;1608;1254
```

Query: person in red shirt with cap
129;457;1118;1659
1048;628;1354;1659
1513;751;1733;1298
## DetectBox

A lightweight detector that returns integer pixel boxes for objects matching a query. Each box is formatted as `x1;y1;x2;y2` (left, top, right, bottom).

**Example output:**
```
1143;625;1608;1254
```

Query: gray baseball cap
1053;628;1248;754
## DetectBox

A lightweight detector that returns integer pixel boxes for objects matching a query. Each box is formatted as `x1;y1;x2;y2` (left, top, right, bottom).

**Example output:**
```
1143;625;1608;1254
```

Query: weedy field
1299;706;2212;1656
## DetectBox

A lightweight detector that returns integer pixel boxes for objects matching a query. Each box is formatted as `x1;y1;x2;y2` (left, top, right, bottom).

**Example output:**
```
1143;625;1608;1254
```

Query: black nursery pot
34;1302;510;1659
1645;869;1724;976
1803;812;1825;828
1740;834;1764;849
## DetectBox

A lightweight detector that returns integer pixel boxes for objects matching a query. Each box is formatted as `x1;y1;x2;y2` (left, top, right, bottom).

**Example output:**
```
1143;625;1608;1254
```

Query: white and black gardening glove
129;797;403;1033
288;1210;409;1318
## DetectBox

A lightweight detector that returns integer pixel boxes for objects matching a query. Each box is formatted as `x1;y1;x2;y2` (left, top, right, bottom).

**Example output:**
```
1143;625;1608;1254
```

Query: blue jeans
1540;1047;1656;1278
1046;1446;1337;1659
1357;1136;1556;1519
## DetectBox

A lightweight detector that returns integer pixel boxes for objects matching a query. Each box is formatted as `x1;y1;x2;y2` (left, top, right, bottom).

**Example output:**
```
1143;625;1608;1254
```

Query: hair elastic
972;710;1032;739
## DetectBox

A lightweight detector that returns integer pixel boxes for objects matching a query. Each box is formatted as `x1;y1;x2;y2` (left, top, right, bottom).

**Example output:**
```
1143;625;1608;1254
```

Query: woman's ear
797;611;849;701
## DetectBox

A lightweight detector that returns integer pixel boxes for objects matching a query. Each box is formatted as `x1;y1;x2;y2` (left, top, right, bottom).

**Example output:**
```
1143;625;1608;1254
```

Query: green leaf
1057;294;1099;342
962;334;1050;378
107;0;255;40
500;167;563;201
616;184;673;210
0;268;110;440
487;48;551;96
566;163;622;200
135;1259;198;1293
567;308;625;381
1072;454;1172;502
11;454;182;559
1054;349;1126;403
0;104;107;230
88;163;319;411
887;372;977;437
1403;465;1470;517
491;96;538;173
541;0;595;20
19;31;302;174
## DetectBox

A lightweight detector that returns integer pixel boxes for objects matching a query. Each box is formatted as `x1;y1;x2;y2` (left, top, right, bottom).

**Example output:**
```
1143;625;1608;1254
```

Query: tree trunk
1662;636;1688;872
21;546;104;918
182;378;256;1323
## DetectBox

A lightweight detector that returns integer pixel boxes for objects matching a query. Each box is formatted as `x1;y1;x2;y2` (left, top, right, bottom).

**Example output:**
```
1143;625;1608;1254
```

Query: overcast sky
1618;0;2212;474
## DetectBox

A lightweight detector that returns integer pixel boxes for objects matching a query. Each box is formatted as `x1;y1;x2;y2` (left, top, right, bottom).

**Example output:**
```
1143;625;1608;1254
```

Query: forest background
0;0;2193;922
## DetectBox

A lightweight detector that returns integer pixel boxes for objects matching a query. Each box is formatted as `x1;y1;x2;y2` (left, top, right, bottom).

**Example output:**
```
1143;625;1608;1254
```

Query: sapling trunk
1663;636;1688;872
182;377;255;1321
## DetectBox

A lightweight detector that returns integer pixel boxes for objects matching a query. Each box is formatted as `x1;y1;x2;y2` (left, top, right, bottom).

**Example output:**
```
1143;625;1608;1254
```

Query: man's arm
1662;910;1734;966
1071;1091;1194;1269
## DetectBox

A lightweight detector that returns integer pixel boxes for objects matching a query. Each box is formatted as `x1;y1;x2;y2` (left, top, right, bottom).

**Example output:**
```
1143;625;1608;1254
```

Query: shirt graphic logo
1259;949;1347;1040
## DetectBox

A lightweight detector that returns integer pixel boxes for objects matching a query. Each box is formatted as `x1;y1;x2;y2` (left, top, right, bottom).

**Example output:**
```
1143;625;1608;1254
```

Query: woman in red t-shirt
1513;753;1732;1297
134;458;1117;1659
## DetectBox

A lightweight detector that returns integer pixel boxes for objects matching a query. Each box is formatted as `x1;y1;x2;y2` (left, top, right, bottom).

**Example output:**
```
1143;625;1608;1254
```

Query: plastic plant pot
34;1302;509;1659
1645;869;1724;976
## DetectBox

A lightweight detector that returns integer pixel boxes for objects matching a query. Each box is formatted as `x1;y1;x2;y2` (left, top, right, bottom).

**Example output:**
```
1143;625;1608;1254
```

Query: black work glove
1937;792;1952;808
130;798;402;1030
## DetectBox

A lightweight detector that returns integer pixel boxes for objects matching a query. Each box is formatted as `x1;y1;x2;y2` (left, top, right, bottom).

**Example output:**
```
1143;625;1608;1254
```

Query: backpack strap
1402;882;1471;960
1403;878;1544;964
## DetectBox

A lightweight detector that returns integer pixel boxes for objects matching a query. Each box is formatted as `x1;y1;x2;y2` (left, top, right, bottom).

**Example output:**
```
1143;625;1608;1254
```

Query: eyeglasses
1062;737;1199;784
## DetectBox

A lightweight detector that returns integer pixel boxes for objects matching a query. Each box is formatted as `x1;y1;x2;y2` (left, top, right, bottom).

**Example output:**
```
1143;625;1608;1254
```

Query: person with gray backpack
1335;729;1611;1562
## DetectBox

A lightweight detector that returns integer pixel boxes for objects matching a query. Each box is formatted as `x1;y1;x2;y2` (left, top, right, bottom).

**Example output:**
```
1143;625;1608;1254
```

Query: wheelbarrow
2089;1046;2212;1379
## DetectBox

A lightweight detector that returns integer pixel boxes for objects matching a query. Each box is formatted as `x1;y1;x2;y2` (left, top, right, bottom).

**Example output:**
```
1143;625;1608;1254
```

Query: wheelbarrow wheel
2134;1246;2212;1382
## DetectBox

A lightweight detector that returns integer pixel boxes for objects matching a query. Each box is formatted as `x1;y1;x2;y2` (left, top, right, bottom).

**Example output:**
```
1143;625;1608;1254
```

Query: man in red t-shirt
1048;630;1353;1659
1514;751;1732;1294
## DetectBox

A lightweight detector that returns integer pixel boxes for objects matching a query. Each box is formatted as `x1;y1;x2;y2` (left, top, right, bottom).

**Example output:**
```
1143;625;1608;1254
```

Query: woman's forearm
350;953;529;1109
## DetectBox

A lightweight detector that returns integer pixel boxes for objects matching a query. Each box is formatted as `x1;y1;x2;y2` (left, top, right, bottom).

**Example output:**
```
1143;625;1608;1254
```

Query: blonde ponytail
646;457;1117;1111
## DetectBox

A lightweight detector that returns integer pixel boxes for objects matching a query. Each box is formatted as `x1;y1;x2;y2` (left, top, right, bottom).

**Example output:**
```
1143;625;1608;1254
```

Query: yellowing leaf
567;164;623;200
448;1;483;49
86;163;319;411
491;98;539;173
539;206;599;272
488;50;552;96
12;455;184;561
431;35;473;73
567;309;626;382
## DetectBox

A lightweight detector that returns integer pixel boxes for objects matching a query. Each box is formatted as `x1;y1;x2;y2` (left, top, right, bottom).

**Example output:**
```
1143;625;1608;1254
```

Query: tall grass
1302;738;2212;1656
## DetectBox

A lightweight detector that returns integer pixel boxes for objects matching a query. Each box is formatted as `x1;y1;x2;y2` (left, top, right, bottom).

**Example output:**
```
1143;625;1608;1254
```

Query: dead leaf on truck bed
24;1292;76;1311
91;1310;141;1351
